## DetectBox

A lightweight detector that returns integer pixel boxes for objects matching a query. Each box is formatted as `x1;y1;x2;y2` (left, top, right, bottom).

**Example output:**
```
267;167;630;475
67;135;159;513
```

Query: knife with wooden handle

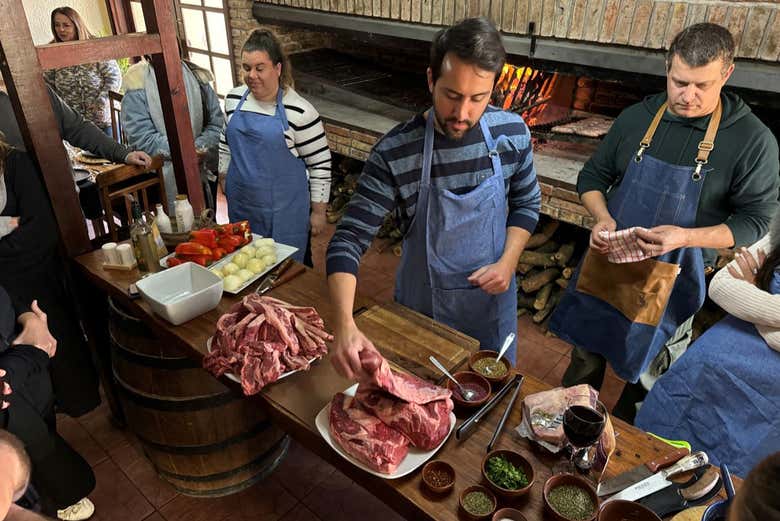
638;466;722;518
261;263;306;294
597;447;690;496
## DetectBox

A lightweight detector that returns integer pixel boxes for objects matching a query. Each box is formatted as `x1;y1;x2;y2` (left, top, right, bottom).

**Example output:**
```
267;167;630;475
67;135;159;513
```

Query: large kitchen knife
597;447;690;496
607;452;708;502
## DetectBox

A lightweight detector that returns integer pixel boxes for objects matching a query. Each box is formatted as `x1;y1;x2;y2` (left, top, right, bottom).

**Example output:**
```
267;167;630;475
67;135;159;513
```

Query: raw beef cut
329;393;409;474
203;294;332;395
355;351;453;450
522;384;598;446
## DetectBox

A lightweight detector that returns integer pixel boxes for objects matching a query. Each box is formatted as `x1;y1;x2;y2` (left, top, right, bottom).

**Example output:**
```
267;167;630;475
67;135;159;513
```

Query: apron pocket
576;249;679;326
431;286;499;348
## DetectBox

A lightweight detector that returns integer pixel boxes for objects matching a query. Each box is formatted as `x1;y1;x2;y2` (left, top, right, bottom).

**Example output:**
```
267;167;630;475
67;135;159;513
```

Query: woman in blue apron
550;101;721;383
394;110;518;363
222;30;331;265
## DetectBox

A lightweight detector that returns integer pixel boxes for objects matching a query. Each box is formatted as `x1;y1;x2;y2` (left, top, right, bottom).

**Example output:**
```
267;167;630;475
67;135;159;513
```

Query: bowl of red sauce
446;371;491;408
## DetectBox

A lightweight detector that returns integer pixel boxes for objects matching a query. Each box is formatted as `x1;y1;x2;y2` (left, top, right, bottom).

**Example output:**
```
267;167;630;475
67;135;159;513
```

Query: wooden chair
108;90;126;144
96;155;167;241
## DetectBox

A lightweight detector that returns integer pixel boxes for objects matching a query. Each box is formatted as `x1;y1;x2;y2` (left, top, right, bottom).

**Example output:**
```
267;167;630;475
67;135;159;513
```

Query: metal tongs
254;258;294;294
455;373;524;441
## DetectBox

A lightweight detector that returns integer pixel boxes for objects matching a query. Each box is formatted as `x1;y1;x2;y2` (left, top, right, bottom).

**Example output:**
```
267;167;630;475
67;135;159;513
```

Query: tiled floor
57;197;625;520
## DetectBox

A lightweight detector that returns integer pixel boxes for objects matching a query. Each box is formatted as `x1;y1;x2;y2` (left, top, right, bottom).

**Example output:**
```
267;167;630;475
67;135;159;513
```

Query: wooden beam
37;34;162;70
0;0;91;256
105;0;131;35
141;0;205;212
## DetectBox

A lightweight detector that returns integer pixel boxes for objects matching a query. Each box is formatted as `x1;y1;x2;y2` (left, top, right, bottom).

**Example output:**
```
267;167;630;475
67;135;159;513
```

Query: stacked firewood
516;219;583;329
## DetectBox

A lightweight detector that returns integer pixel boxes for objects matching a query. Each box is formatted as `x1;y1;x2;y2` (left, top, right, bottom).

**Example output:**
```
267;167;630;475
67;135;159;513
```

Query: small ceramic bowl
597;499;662;521
421;459;455;494
446;371;491;408
543;473;599;521
482;449;535;499
701;499;730;521
460;485;497;521
469;350;512;386
492;507;528;521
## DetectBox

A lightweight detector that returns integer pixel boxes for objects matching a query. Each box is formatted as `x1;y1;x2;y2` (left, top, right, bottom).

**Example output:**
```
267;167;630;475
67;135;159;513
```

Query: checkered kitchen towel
598;227;651;263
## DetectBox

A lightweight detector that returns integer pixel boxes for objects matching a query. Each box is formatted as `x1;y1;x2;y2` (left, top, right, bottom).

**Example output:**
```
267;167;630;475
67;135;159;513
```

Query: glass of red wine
562;400;607;474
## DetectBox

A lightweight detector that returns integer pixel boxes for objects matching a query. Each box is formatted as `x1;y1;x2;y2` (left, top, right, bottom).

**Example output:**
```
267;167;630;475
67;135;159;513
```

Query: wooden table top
73;248;736;521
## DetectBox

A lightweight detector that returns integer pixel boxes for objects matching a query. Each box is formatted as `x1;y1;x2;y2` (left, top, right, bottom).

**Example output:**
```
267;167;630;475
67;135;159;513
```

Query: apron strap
422;110;435;187
635;102;669;162
275;88;289;131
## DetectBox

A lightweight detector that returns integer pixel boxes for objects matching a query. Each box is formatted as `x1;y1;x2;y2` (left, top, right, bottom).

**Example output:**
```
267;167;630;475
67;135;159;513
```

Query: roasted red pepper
211;247;226;261
175;242;213;257
190;229;218;250
166;257;183;268
217;235;243;253
175;253;211;266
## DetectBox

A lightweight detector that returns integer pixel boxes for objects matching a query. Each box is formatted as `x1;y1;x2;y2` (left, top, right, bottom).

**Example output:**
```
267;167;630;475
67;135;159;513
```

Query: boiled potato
255;245;274;257
222;262;239;275
223;274;242;292
237;269;253;283
254;238;275;248
246;258;266;274
210;268;224;279
232;252;249;269
240;245;257;257
261;254;276;266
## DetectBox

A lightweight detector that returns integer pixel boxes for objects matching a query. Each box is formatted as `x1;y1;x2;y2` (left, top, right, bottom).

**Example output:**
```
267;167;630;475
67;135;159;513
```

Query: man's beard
434;111;474;141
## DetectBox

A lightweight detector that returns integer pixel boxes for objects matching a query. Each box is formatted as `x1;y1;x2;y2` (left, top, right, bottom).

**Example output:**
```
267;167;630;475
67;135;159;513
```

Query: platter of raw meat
316;352;456;479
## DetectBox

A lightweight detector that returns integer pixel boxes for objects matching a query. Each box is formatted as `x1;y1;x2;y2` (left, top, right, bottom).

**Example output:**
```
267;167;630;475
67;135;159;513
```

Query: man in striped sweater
327;18;541;379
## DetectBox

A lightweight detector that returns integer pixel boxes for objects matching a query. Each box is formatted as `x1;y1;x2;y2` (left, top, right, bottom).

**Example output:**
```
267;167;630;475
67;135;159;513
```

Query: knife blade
254;258;294;294
597;447;690;496
608;451;708;502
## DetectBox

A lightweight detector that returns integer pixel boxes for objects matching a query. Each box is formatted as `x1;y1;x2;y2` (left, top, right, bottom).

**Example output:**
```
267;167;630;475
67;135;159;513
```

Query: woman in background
46;6;121;137
636;211;780;477
219;29;331;266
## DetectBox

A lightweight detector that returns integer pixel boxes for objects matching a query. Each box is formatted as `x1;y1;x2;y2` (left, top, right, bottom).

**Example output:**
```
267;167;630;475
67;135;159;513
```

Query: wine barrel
108;298;288;497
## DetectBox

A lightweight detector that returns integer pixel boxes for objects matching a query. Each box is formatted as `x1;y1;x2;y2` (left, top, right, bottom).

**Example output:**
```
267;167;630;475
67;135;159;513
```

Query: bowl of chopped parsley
481;449;535;498
543;473;599;521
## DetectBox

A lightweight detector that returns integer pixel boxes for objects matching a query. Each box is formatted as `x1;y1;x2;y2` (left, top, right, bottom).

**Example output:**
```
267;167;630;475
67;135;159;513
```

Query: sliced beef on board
329;392;410;474
203;294;332;395
355;351;453;450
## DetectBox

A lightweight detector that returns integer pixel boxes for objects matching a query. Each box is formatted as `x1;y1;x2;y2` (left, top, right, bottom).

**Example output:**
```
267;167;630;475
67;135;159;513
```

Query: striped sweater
219;86;331;203
327;107;541;276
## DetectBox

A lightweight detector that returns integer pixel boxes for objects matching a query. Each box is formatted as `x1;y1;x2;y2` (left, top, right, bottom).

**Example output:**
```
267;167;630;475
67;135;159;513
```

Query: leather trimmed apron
550;101;722;382
394;111;518;363
225;89;310;263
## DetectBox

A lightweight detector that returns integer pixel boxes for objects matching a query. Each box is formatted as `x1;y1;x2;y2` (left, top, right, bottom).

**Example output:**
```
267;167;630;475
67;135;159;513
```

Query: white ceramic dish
205;337;320;385
136;262;223;325
315;384;456;479
160;234;298;295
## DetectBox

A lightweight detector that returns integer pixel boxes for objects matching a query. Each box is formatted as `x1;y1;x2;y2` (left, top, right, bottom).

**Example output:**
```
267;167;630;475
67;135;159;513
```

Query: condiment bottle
130;199;161;273
174;194;194;233
143;208;168;259
155;203;172;234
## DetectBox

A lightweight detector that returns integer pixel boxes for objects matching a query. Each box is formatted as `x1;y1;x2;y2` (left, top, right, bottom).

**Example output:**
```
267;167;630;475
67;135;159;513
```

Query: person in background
219;28;331;266
327;18;540;379
0;285;95;521
121;57;224;211
728;452;780;521
549;23;779;422
636;211;780;477
0;133;99;418
46;7;121;138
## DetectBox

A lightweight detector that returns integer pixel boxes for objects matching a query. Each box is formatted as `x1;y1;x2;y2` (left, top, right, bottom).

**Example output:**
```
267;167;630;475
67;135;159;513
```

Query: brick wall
256;0;780;61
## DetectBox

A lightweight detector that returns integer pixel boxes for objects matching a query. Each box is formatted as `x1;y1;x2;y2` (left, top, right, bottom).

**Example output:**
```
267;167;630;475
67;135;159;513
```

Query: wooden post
105;0;132;35
0;0;91;257
141;0;205;213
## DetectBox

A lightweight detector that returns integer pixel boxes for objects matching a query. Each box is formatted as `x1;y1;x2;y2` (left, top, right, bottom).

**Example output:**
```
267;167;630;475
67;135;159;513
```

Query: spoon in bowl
495;332;515;362
429;355;477;401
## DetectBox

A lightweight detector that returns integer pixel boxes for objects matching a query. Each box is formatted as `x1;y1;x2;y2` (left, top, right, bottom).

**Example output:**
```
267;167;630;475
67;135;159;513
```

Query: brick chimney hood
253;1;780;94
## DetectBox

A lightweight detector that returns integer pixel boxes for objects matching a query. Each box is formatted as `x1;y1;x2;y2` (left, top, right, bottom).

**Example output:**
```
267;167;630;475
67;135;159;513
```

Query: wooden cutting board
354;301;479;383
671;506;708;521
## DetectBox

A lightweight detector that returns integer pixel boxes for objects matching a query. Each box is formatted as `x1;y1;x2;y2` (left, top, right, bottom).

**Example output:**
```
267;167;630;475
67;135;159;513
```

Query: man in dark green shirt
553;23;779;422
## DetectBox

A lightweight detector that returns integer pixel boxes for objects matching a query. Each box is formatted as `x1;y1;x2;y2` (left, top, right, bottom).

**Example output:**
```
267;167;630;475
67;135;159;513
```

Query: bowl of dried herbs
482;450;534;499
460;485;497;520
543;474;598;521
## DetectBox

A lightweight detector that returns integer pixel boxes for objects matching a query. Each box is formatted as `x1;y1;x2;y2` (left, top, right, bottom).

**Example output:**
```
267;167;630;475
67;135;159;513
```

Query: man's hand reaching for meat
331;322;381;380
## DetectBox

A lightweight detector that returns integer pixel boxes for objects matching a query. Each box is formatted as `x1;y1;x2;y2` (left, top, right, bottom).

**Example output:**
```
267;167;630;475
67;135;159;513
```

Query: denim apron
636;271;780;477
550;101;722;382
394;111;518;363
225;89;309;262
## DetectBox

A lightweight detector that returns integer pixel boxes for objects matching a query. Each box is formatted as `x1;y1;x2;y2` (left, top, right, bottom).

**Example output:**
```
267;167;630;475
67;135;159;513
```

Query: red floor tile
142;514;166;521
515;339;565;381
89;459;155;521
76;402;133;454
110;441;179;509
278;503;324;521
273;442;337;500
301;469;405;521
56;414;109;468
542;355;570;388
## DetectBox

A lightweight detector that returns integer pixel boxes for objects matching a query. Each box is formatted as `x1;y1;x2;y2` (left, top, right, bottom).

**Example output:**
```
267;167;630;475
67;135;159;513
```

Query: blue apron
394;111;518;363
636;272;780;477
225;89;309;262
550;102;721;382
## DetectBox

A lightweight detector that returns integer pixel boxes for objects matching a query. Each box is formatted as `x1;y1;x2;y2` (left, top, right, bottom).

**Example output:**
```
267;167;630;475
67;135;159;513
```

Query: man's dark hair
730;452;780;521
429;17;506;84
666;23;735;71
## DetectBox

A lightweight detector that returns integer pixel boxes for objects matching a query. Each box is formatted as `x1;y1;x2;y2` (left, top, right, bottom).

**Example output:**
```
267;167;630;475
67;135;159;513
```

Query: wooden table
73;250;735;521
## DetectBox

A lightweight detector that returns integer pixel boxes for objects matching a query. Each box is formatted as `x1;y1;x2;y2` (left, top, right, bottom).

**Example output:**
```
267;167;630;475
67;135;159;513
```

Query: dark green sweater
577;91;779;266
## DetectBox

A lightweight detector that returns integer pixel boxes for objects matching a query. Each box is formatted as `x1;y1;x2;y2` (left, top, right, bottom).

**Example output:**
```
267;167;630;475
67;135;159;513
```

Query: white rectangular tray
315;384;456;479
160;234;298;295
206;336;319;387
